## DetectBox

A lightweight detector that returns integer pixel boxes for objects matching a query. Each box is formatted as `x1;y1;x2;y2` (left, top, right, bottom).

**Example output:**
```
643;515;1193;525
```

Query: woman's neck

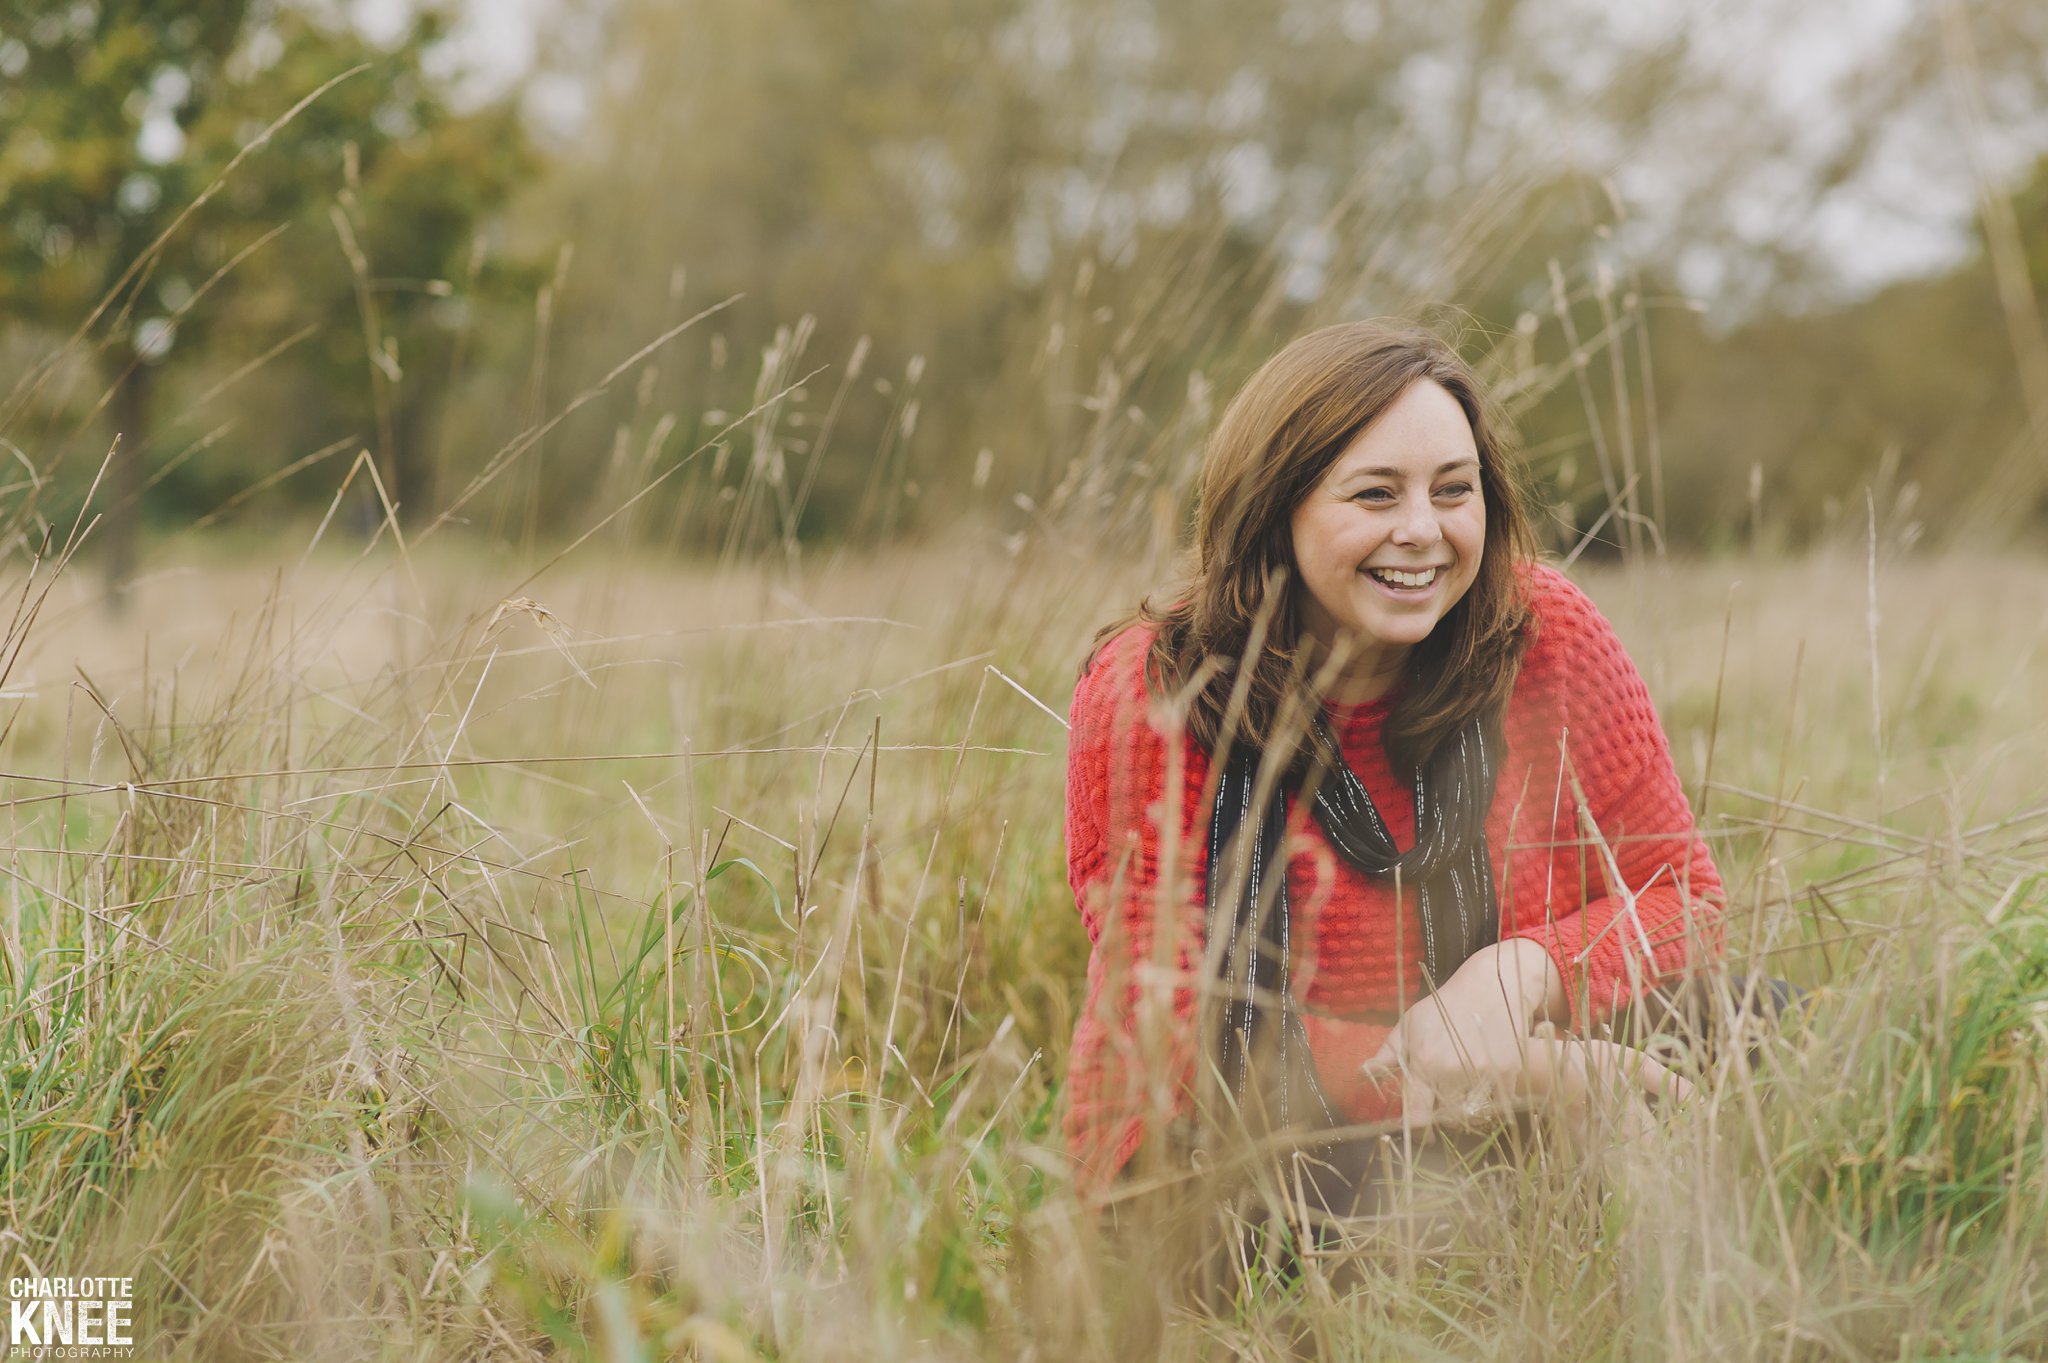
1307;635;1410;705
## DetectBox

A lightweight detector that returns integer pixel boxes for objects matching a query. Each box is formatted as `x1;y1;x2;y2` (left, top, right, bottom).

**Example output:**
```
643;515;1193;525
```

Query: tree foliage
0;0;531;583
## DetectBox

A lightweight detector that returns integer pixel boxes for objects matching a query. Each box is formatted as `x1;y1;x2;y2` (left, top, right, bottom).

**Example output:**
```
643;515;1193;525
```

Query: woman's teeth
1366;566;1440;588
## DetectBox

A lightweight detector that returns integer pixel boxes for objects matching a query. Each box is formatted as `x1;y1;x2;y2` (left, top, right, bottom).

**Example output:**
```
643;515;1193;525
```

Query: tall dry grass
3;491;2047;1358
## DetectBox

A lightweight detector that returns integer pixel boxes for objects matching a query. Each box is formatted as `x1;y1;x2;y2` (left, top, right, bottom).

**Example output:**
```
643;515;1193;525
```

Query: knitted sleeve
1062;624;1209;1182
1504;567;1725;1029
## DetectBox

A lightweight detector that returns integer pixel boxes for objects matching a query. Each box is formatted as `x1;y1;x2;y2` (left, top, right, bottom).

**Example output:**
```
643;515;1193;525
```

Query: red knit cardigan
1061;561;1723;1191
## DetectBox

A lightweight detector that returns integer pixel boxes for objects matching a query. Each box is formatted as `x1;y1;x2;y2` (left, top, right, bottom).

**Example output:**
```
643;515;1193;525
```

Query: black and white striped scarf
1204;709;1501;1124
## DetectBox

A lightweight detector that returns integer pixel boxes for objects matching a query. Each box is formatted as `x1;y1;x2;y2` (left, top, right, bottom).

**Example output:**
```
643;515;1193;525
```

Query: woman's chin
1344;611;1441;650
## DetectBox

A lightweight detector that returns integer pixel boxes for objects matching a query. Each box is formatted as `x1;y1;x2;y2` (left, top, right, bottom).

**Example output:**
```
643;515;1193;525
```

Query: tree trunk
391;393;434;528
103;353;150;609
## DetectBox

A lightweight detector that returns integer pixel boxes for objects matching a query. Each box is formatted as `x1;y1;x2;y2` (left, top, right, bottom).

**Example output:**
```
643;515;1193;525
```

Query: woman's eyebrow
1341;457;1480;480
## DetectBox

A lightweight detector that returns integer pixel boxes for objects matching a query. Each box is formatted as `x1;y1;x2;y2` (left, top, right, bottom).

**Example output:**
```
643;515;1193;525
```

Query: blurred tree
2016;155;2048;299
527;0;2048;556
0;0;529;593
6;0;2042;567
535;0;1835;553
1637;153;2048;551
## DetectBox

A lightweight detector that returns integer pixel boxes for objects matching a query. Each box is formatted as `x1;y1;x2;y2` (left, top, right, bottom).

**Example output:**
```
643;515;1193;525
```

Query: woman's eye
1353;488;1395;504
1435;482;1474;499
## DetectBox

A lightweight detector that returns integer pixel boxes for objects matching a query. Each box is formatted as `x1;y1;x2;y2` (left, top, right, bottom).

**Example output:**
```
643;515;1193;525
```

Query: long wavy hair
1096;320;1538;776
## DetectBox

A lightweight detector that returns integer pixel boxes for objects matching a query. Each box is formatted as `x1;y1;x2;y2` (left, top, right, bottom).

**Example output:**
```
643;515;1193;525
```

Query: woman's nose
1390;494;1442;546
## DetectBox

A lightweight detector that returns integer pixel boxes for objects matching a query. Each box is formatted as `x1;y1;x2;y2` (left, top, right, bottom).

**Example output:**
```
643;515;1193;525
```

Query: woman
1063;320;1724;1206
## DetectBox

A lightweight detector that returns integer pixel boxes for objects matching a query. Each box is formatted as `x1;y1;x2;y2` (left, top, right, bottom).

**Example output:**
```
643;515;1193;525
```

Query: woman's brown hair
1096;320;1538;775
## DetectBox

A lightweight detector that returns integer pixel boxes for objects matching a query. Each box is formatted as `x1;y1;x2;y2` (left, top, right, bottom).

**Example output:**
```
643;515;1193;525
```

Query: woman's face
1287;379;1486;694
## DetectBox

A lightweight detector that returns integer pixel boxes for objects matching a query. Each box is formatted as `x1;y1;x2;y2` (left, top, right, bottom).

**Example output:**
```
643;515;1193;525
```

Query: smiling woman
1062;320;1737;1228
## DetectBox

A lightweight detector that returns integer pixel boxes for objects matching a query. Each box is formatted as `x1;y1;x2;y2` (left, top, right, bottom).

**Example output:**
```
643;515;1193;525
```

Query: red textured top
1062;561;1723;1191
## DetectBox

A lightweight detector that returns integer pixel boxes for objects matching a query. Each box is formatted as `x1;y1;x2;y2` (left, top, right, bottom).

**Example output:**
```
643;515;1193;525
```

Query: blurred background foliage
4;0;2048;579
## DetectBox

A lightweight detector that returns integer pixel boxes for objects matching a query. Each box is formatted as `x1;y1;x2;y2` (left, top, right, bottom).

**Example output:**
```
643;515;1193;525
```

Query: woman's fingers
1579;1037;1696;1108
1359;1030;1406;1080
1362;1025;1697;1142
1525;1036;1695;1110
1396;1077;1438;1128
1618;1092;1658;1147
1358;1033;1480;1132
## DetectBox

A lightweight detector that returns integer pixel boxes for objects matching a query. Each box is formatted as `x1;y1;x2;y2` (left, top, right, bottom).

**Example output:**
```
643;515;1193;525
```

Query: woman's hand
1358;938;1565;1124
1520;1030;1695;1148
1360;938;1692;1130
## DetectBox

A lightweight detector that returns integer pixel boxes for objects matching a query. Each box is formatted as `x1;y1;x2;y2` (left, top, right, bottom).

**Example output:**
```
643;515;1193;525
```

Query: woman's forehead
1321;382;1480;481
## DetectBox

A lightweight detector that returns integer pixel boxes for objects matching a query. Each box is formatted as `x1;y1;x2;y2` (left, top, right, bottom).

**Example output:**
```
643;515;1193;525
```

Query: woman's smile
1362;564;1447;593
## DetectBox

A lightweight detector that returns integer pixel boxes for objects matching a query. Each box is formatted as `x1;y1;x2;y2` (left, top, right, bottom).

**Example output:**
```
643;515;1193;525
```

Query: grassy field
4;524;2047;1360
